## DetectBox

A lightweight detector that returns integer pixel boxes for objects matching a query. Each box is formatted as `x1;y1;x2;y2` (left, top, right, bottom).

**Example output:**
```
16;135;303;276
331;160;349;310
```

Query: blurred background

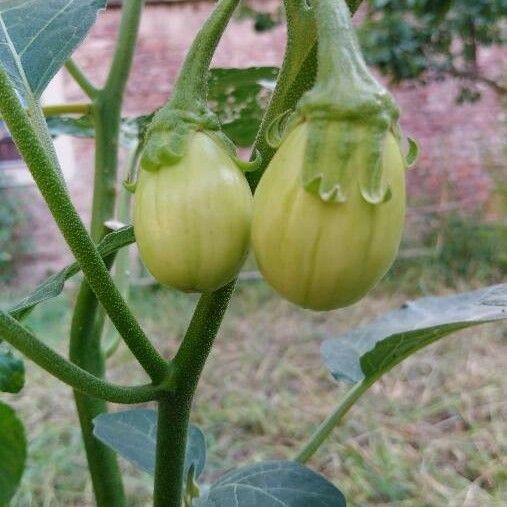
1;1;506;505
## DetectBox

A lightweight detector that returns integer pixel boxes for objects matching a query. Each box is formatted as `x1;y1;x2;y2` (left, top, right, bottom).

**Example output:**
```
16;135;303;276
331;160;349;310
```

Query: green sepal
405;137;419;168
123;179;137;194
265;109;298;148
185;464;201;500
140;107;219;172
298;103;395;204
292;0;402;205
201;130;263;173
392;124;419;170
236;148;262;173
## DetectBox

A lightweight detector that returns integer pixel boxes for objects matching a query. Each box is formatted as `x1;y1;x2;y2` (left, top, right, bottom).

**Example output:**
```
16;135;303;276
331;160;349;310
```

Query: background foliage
359;0;507;101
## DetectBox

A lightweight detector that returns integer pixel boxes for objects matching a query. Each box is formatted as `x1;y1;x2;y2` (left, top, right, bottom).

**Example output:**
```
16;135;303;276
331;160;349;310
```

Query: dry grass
3;277;507;506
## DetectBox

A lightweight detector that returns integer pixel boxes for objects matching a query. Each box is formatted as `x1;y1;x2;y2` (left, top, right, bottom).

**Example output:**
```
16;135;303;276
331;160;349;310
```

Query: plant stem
154;394;190;507
313;0;373;88
152;3;366;502
0;70;167;379
294;379;374;463
104;144;140;359
168;0;240;111
104;0;145;95
0;103;92;121
246;0;364;189
0;310;159;404
153;282;236;505
65;58;98;98
69;2;148;506
42;103;92;116
70;258;128;506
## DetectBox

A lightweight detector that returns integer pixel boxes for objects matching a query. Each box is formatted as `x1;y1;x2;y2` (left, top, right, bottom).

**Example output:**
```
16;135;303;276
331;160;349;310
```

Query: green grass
3;277;507;506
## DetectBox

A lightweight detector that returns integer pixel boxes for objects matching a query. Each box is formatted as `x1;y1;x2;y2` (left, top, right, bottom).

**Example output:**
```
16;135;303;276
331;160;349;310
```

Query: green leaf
46;115;95;139
405;137;419;167
321;284;507;385
196;461;346;506
0;0;106;99
0;402;26;504
0;350;24;393
7;225;135;320
47;67;278;149
93;409;206;479
208;67;279;147
46;114;150;149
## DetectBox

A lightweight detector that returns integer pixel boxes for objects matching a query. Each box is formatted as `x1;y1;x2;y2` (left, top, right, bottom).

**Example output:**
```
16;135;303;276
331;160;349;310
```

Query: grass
3;273;507;506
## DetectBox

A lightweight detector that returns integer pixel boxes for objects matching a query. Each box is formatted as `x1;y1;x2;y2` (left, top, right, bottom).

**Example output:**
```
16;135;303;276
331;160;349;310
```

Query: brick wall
9;3;506;285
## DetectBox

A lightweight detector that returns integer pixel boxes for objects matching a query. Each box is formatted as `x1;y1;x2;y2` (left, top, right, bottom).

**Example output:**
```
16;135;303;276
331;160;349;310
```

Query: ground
3;276;507;506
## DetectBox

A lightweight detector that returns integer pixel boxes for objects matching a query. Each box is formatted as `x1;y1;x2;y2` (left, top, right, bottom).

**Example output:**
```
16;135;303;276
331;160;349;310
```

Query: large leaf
196;461;346;507
8;225;135;320
208;66;278;147
0;402;27;504
322;285;507;384
0;0;106;99
0;349;24;393
93;409;206;479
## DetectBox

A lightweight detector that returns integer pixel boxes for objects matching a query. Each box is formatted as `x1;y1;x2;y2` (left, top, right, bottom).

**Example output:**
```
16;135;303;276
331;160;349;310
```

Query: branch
104;0;145;98
0;310;160;404
444;65;507;96
42;103;92;116
65;59;99;98
0;67;168;383
294;379;373;463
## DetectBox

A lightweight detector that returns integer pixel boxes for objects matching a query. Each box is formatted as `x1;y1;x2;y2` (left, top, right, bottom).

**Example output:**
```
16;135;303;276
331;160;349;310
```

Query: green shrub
385;214;507;293
436;215;507;281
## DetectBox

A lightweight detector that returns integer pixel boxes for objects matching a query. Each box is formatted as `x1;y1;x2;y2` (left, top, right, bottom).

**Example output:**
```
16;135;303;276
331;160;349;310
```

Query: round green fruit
251;123;406;311
134;132;253;293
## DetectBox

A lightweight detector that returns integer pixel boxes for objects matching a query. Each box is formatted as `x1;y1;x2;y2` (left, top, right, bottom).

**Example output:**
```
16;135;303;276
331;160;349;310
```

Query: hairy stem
0;310;159;404
153;283;235;505
154;394;190;507
104;144;140;359
168;0;240;111
69;1;148;505
247;0;363;189
0;68;166;380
